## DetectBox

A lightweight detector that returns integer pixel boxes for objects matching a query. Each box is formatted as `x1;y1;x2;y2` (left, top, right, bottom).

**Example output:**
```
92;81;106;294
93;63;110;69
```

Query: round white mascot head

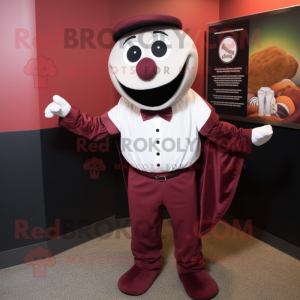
109;14;198;111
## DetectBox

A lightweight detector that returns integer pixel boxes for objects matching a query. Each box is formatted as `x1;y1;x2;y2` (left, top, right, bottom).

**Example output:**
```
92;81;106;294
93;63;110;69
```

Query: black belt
133;167;187;182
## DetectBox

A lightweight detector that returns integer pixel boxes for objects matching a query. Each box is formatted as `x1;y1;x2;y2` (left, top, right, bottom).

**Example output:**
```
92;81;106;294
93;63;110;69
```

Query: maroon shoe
179;269;219;300
118;264;160;296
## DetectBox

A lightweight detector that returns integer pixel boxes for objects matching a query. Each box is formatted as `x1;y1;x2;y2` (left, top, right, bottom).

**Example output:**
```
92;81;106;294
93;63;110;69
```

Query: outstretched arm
200;119;254;154
193;91;273;154
200;119;273;155
44;95;119;141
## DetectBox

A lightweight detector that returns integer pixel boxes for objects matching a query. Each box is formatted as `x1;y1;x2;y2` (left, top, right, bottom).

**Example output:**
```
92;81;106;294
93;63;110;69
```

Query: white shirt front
108;88;213;173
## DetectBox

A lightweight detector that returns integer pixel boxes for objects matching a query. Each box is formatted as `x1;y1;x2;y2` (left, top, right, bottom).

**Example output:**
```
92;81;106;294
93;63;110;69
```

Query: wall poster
206;5;300;129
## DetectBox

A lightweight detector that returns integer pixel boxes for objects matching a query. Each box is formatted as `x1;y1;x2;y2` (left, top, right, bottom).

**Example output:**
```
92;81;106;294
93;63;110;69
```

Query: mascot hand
45;95;71;118
251;125;273;146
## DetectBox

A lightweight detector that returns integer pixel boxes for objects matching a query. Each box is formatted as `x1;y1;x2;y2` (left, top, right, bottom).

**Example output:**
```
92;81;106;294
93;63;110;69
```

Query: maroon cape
115;133;249;237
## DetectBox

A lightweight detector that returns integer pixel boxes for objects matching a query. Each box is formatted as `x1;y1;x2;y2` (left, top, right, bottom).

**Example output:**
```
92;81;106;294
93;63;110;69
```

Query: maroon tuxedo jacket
59;104;252;237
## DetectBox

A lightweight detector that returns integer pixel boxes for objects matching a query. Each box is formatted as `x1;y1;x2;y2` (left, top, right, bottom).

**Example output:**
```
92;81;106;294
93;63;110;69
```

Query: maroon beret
112;14;182;42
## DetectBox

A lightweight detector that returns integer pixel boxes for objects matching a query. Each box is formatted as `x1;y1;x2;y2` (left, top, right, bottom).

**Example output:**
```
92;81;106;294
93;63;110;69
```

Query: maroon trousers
128;166;206;275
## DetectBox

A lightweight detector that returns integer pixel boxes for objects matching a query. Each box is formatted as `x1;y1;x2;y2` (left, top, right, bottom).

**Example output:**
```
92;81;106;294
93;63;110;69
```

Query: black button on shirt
156;152;160;156
156;129;159;132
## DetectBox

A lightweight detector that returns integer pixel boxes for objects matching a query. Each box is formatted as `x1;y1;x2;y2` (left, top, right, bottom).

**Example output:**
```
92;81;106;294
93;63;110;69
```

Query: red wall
0;0;39;132
35;0;111;130
219;0;300;20
2;0;300;132
0;0;219;132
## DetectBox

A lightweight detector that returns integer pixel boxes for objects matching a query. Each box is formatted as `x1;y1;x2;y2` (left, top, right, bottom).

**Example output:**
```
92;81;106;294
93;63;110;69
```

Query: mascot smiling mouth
119;61;187;107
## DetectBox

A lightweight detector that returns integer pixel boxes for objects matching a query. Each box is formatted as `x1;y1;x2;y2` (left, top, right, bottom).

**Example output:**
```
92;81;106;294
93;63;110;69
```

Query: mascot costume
45;14;273;300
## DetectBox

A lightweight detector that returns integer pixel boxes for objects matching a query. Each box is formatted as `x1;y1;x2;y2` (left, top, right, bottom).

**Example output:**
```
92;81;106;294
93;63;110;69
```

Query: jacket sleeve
200;118;253;155
58;106;120;141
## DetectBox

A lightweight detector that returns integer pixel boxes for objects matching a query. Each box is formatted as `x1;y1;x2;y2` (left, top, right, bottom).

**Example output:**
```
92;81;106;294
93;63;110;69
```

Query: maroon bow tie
140;107;172;122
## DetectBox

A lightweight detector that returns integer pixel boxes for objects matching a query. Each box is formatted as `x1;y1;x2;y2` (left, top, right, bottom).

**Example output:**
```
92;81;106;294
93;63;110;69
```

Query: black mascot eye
127;45;142;62
151;40;167;57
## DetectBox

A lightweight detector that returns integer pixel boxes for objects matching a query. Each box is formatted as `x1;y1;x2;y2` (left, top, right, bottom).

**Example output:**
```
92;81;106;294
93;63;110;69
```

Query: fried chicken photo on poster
247;10;300;124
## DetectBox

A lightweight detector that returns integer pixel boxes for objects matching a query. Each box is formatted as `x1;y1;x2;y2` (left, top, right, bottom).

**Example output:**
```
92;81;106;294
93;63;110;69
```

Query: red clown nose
136;57;157;80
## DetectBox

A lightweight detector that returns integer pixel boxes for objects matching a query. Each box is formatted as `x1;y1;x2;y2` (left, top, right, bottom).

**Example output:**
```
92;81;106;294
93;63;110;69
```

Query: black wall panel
228;120;300;248
0;131;46;252
0;127;119;254
40;127;117;236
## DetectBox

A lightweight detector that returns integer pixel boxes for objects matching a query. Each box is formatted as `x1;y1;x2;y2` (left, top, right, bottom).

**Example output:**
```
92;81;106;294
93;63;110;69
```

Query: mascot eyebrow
123;31;168;45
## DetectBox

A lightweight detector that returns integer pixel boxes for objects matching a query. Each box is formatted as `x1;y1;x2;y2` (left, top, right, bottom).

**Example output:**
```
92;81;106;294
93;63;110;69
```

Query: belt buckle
155;175;167;182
